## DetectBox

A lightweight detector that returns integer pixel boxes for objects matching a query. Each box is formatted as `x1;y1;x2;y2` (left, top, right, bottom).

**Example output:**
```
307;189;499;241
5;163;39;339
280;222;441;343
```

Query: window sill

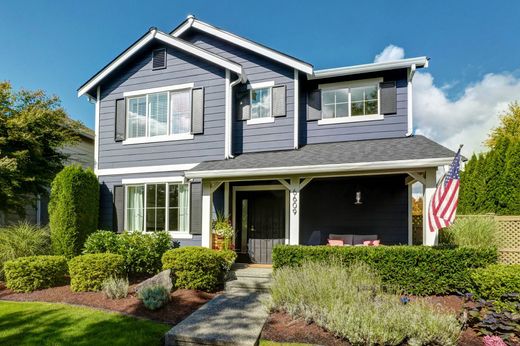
317;114;384;125
122;133;194;145
170;232;193;239
246;117;275;125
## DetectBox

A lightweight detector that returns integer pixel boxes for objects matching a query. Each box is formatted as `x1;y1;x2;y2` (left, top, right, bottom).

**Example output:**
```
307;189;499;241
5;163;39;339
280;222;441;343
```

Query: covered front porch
186;136;457;264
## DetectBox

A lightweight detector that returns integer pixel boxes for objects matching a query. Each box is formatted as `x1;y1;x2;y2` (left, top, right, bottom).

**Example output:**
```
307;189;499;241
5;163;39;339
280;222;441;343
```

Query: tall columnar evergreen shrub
49;165;99;258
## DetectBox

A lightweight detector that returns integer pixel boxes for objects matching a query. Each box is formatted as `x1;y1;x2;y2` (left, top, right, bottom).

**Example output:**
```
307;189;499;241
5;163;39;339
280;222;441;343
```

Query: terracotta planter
212;234;234;251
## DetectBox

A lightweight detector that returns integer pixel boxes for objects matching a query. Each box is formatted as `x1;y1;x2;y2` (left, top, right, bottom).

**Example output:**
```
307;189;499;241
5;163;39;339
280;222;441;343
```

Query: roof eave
185;157;453;179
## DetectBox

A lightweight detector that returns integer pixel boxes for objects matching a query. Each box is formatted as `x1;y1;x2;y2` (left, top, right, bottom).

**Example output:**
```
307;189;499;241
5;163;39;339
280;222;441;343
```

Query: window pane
169;208;179;232
178;184;189;232
322;104;334;119
322;90;334;105
148;92;168;136
365;85;378;100
335;89;348;103
336;103;349;118
146;184;156;208
156;209;165;231
169;184;178;208
128;97;146;138
251;87;271;119
126;185;144;232
169;184;189;232
366;100;378;115
351;87;364;103
157;184;166;207
351;101;364;116
171;90;191;135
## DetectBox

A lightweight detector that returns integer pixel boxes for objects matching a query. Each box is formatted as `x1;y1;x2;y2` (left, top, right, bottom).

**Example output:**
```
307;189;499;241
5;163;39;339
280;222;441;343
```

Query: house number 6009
292;190;298;215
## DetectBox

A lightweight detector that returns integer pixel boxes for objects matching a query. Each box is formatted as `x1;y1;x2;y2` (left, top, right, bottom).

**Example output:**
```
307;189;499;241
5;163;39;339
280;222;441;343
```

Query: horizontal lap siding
98;172;202;246
98;44;226;170
183;31;295;154
303;70;409;144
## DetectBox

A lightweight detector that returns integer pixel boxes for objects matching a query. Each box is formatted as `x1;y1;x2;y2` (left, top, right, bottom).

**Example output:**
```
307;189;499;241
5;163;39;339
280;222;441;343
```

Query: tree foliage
0;81;80;216
459;102;520;215
49;165;99;258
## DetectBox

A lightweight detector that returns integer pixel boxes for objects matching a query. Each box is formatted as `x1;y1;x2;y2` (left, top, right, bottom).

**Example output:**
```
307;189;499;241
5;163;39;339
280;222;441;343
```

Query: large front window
125;183;189;233
321;81;380;120
127;89;191;139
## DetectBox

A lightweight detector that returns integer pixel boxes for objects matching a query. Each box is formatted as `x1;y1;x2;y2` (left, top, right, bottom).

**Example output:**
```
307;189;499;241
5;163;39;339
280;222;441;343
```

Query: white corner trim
94;86;100;171
122;133;194;145
171;19;314;74
248;81;275;89
246;117;275;125
96;163;198;176
123;83;194;97
170;232;193;240
293;69;299;149
122;176;185;184
318;114;384;125
185;157;454;179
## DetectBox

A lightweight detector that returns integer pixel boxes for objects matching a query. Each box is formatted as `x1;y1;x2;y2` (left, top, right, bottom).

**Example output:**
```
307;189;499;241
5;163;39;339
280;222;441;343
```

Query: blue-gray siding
98;43;227;170
301;69;408;145
300;175;409;245
182;30;295;154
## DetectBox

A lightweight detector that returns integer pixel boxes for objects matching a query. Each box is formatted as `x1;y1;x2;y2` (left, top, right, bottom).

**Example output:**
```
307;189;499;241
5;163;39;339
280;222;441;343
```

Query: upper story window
318;78;384;124
250;87;272;119
126;89;191;139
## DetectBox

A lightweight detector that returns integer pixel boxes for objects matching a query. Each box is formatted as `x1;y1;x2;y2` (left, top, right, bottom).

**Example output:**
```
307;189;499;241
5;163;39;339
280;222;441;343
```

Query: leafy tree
0;81;80;216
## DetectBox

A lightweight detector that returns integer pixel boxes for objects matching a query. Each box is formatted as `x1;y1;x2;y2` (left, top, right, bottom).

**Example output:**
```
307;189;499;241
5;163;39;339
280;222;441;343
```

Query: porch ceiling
186;135;458;179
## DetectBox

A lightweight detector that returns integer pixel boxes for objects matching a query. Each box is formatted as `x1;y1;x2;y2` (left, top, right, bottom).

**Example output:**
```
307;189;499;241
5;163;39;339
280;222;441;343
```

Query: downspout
406;63;416;137
225;70;243;159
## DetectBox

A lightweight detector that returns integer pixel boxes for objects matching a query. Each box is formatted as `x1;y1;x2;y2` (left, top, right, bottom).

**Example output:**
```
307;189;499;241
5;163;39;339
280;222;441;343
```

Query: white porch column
201;181;212;248
289;177;300;245
423;167;438;246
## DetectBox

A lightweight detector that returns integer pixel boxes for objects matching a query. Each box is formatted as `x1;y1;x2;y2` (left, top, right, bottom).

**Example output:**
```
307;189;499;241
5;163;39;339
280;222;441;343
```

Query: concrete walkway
164;264;272;346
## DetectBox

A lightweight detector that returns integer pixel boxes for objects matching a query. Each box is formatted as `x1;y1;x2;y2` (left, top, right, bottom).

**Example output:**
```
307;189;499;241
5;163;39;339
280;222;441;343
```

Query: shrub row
471;264;520;302
162;247;236;292
69;253;125;292
4;256;68;293
83;230;178;275
272;245;498;295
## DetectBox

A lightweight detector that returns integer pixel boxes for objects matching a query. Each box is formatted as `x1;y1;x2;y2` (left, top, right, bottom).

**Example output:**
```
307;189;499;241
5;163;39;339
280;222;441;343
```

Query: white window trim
123;83;194;97
122;176;185;184
124;181;191;236
248;81;275;124
318;77;383;125
247;81;275;89
246;117;275;125
122;133;194;145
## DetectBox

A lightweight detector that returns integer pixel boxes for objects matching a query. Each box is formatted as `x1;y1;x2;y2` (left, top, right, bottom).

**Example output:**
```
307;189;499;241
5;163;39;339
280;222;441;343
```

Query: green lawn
0;301;171;346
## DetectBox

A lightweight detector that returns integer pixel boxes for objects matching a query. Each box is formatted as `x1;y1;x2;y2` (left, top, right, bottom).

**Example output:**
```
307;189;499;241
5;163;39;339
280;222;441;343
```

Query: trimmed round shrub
4;255;68;292
69;253;124;292
217;250;237;271
137;284;170;310
83;230;177;275
471;264;520;301
162;247;227;292
49;165;99;258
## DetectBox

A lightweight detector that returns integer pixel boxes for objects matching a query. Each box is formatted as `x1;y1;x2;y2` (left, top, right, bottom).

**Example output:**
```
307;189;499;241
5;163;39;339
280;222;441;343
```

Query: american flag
428;147;462;232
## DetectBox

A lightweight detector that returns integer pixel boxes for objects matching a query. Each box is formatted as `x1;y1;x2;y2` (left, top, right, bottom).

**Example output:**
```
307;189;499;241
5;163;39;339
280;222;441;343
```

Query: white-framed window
126;89;192;140
319;78;383;124
250;87;272;119
125;182;190;233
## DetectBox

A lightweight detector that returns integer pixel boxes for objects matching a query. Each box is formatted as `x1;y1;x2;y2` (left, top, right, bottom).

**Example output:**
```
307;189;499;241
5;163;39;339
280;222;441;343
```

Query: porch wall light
355;190;363;205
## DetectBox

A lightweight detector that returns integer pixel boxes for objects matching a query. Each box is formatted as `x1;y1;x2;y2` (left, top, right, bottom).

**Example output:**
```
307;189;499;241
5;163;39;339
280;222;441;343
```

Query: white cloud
373;45;520;157
374;45;405;63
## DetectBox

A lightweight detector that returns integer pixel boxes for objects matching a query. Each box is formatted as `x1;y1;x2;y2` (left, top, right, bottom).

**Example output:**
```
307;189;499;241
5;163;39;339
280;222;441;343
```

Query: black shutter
307;89;322;121
115;98;126;142
235;85;250;121
190;180;202;235
272;85;286;117
152;48;167;70
191;87;204;134
113;185;125;233
380;81;397;114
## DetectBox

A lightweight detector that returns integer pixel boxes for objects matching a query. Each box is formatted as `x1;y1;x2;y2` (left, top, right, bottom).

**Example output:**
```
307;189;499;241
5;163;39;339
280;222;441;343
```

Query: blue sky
1;1;519;154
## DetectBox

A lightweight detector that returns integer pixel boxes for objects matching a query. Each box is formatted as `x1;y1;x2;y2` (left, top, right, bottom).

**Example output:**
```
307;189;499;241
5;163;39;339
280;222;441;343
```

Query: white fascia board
185;157;453;179
96;163;198;176
310;57;429;80
172;19;314;74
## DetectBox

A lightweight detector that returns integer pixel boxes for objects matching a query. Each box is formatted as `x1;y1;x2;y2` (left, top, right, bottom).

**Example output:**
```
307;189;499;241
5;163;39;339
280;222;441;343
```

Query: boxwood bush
162;247;233;292
49;165;99;258
471;264;520;301
272;245;498;295
4;255;68;292
83;230;177;275
69;253;125;292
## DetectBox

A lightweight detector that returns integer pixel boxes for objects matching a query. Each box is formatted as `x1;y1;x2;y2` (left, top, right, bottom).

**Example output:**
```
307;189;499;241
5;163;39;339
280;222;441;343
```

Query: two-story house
78;16;456;264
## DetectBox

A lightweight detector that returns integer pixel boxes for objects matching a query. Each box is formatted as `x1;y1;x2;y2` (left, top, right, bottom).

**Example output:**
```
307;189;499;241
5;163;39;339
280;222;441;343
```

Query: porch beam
405;176;416;185
277;178;292;190
201;181;213;248
407;171;425;185
299;177;314;190
422;167;438;246
289;177;300;245
210;181;223;194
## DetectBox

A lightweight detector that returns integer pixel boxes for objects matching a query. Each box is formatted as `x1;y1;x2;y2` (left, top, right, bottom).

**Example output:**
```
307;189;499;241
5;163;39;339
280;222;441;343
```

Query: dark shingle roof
189;136;457;175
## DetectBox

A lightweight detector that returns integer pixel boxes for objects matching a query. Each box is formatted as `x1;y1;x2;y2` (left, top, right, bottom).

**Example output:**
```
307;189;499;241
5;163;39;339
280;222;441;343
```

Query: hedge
471;264;520;301
69;253;125;292
83;230;177;275
49;165;99;258
162;247;233;292
3;255;68;292
272;245;498;295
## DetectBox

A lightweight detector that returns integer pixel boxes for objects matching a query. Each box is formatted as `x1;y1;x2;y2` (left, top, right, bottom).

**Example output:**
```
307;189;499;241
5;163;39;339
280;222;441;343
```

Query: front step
226;264;273;292
225;277;272;292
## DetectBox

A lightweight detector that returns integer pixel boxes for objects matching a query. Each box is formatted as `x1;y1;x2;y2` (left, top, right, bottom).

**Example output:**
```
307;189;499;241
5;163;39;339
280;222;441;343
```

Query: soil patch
0;282;215;325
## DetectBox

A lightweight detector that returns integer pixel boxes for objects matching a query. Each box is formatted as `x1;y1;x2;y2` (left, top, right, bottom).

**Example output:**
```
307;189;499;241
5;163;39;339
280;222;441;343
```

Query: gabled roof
170;16;314;74
186;136;456;179
77;28;246;98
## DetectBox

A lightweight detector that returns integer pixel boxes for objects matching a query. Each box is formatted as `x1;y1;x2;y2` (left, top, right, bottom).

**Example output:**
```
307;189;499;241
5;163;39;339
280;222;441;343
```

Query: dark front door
236;190;285;264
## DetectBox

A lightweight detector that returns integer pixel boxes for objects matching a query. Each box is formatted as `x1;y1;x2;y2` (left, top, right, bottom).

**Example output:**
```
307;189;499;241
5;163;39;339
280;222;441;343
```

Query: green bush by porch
471;264;520;302
69;253;125;292
272;245;498;295
3;255;68;293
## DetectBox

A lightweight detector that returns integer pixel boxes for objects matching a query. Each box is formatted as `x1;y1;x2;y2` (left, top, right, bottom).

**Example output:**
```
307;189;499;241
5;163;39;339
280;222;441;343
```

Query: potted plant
212;214;235;251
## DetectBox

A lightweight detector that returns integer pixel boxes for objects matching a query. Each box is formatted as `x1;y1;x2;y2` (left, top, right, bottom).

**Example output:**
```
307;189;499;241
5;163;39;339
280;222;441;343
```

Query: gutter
406;63;417;137
225;71;243;159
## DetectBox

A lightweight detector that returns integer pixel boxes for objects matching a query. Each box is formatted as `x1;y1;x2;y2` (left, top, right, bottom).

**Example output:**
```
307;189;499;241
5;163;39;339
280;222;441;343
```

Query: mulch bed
0;282;215;325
